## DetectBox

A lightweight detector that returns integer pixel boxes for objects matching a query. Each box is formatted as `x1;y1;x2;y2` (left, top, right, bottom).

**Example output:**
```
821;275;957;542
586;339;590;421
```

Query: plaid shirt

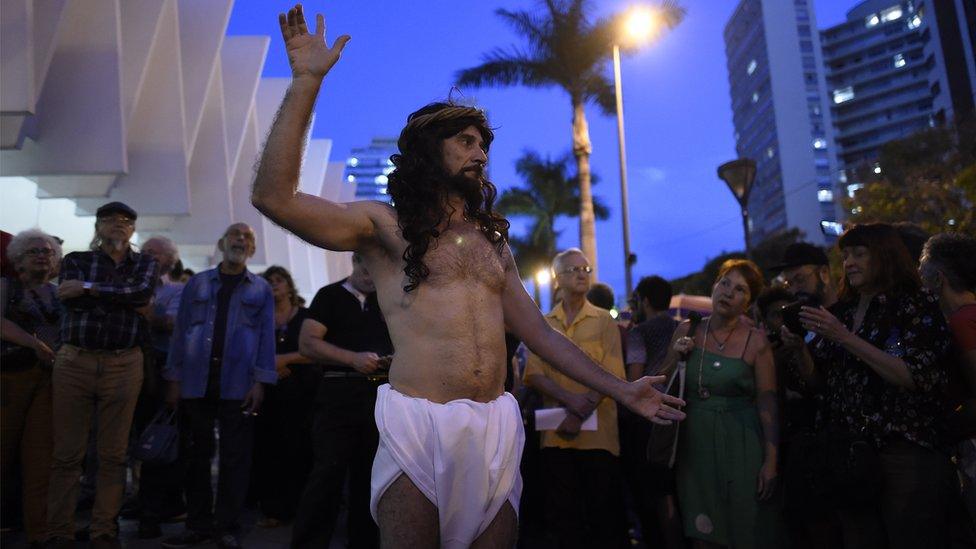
59;248;158;350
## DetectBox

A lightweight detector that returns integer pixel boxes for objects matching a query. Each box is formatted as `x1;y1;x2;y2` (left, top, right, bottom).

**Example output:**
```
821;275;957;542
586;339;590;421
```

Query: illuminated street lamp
533;268;551;307
717;158;757;253
613;6;660;297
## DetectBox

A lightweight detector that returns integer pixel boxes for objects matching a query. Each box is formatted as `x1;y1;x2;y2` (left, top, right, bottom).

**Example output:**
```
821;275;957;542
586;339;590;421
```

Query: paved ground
1;507;345;548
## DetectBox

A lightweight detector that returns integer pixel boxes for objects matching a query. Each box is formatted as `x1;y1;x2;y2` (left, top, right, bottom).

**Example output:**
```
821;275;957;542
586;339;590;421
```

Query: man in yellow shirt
523;248;627;548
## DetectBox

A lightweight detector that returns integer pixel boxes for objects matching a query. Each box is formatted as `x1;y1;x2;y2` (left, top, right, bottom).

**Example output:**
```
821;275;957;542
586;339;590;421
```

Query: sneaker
214;534;242;549
160;531;211;548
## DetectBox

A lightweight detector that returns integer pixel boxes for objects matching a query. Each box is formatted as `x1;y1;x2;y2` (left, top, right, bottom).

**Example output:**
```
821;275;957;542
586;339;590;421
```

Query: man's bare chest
423;229;506;291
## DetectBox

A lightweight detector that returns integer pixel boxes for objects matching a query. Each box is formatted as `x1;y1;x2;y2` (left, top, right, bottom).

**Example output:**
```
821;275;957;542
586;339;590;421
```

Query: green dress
675;347;785;548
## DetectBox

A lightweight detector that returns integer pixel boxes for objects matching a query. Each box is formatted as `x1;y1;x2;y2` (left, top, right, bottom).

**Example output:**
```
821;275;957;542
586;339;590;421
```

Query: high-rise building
821;0;976;197
724;0;839;246
344;137;398;202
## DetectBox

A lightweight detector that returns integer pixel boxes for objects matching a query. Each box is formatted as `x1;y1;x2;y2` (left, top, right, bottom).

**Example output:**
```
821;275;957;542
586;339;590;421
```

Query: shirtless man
251;5;686;548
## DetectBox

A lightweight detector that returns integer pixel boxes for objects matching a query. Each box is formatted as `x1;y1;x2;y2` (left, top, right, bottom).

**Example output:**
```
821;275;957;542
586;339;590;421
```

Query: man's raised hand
278;4;350;81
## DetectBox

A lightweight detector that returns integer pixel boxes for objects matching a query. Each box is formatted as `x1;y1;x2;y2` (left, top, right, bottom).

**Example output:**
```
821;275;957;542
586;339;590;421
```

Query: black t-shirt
210;268;245;362
276;307;310;356
306;280;393;371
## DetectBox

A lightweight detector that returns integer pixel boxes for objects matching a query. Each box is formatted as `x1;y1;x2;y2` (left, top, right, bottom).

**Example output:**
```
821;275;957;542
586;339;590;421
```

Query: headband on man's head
402;105;487;135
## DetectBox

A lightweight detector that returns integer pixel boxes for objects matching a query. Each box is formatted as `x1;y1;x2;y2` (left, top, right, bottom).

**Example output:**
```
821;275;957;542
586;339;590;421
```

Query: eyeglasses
24;248;54;257
559;265;593;275
98;215;135;227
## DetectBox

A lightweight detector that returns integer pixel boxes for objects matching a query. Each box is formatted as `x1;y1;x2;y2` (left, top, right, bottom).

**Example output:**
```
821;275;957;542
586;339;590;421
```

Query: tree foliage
499;150;609;278
846;118;976;235
456;0;685;277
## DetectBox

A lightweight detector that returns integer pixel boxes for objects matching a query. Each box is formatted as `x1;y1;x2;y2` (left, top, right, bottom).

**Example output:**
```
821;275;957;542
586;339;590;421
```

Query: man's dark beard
445;167;485;208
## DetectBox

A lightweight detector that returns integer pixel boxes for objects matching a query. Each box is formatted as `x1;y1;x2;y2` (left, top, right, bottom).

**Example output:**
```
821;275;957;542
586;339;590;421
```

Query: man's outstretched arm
500;248;685;425
251;4;374;252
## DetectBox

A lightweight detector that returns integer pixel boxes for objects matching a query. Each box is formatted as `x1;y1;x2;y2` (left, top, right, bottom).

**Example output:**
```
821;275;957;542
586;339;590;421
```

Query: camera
780;292;820;338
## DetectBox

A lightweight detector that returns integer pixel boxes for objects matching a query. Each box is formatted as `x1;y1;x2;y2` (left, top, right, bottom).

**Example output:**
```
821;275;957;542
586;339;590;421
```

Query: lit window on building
379;187;388;194
386;158;395;166
752;92;759;103
813;138;827;149
908;13;922;29
766;146;775;158
833;86;854;104
818;189;834;202
382;166;395;175
880;6;902;22
747;59;757;75
346;174;356;183
838;171;848;183
846;183;863;197
347;157;359;167
893;53;906;68
375;174;389;184
865;14;880;27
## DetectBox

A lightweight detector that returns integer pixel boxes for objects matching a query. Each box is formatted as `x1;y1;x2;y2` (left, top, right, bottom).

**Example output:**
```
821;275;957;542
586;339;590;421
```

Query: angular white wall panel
177;0;231;154
221;35;268;173
166;57;231;244
75;0;188;219
1;0;126;191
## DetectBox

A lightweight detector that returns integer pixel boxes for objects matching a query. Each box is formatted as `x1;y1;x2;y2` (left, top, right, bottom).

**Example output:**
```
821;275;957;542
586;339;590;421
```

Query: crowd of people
1;194;974;549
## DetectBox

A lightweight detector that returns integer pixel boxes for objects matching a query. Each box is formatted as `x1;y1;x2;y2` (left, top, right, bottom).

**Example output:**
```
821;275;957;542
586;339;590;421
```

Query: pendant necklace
709;321;735;352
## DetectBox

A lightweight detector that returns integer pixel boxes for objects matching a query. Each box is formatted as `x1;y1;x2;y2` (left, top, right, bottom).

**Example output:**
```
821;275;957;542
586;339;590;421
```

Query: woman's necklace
709;320;736;351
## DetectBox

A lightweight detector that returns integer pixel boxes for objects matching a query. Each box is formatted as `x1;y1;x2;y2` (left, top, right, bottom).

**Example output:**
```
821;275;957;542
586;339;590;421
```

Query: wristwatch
82;281;94;294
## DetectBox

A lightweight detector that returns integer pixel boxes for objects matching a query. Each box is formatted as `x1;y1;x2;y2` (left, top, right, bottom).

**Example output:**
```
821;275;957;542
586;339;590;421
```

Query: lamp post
613;6;657;298
533;268;551;308
717;158;757;253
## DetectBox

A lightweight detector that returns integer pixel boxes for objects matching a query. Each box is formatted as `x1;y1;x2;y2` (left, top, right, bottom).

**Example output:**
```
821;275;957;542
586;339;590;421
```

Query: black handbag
647;312;702;468
134;408;179;464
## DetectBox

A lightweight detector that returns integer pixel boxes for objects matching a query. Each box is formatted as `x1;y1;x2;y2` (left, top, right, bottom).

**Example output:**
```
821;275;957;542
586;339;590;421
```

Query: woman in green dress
661;259;784;548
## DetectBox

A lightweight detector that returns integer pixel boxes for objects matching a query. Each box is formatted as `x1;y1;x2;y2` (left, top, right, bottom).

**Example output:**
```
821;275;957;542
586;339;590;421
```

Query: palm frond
455;52;551;90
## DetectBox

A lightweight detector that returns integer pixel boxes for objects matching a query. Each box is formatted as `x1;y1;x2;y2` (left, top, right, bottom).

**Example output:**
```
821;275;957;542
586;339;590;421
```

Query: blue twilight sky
228;0;854;297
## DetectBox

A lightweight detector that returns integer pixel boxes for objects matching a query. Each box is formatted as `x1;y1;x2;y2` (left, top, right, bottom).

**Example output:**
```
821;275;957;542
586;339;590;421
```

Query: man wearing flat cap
773;242;837;309
45;201;158;547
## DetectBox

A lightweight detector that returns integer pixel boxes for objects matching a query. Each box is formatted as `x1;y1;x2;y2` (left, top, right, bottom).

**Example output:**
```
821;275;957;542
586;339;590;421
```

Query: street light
533;268;551;307
717;158;757;253
613;6;659;298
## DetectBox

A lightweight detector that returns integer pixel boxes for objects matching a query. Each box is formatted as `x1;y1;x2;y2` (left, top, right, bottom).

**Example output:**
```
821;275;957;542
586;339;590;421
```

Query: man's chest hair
423;226;506;291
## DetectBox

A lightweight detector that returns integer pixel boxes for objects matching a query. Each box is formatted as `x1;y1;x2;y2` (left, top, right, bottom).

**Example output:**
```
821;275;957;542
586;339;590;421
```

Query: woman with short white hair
1;228;63;545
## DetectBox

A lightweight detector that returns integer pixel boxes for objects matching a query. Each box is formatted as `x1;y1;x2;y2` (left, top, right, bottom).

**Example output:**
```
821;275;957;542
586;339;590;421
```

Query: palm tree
498;150;609;285
456;0;685;278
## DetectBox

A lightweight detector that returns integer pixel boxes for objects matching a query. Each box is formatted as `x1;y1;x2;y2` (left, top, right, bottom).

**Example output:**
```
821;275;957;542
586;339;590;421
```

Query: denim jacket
163;268;277;399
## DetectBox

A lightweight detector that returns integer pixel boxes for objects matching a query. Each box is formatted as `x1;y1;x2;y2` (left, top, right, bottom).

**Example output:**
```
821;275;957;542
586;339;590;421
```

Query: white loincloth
370;383;524;548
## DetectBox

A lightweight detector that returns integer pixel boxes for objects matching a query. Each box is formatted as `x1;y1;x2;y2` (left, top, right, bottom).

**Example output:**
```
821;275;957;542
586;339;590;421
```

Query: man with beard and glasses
250;5;685;548
161;223;276;549
46;202;158;548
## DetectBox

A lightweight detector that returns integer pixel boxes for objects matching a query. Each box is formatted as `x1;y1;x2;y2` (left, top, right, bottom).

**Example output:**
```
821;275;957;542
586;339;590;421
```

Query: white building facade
0;0;353;301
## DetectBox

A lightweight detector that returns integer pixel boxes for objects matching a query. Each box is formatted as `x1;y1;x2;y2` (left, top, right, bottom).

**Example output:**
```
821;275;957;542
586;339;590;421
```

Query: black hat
95;201;137;221
771;242;828;272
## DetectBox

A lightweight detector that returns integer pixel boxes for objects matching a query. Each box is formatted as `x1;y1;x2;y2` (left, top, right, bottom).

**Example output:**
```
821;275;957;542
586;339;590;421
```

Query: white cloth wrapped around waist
370;383;524;548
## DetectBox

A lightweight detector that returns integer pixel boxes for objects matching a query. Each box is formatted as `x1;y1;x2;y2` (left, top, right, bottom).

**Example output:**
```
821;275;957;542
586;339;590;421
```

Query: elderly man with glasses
522;248;628;548
46;202;158;548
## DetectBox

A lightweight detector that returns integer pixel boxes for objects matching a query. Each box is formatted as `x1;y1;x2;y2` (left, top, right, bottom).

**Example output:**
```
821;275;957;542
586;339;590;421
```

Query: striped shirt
59;249;157;350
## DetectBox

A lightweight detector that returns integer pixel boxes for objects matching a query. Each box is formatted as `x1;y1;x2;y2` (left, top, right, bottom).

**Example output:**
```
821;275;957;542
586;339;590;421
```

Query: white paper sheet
534;408;598;431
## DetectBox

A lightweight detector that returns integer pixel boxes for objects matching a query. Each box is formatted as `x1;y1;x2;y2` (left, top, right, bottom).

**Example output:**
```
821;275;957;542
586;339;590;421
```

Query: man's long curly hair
387;102;510;292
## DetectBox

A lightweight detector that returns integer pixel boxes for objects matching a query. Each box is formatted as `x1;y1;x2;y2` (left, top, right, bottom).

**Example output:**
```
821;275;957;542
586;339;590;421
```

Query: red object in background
1;230;13;278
